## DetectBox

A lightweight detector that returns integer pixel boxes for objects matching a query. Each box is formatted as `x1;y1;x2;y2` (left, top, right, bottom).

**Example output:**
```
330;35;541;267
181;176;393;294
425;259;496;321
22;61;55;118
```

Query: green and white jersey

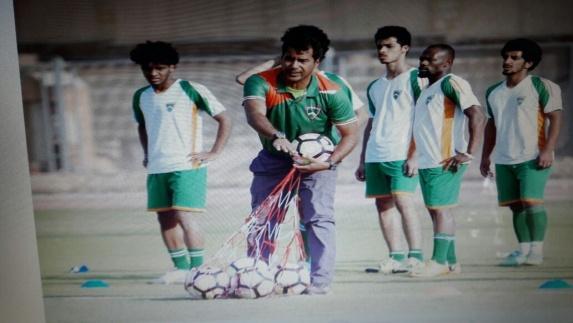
133;79;226;174
485;75;562;165
243;68;356;154
365;68;427;163
318;71;364;112
413;74;480;169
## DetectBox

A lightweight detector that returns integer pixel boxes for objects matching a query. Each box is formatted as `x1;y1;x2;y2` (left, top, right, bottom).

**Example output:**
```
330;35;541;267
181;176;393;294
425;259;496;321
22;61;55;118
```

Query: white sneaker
448;263;461;274
305;284;331;295
378;258;408;274
499;250;527;267
525;253;543;266
149;269;188;285
405;257;424;272
409;260;449;278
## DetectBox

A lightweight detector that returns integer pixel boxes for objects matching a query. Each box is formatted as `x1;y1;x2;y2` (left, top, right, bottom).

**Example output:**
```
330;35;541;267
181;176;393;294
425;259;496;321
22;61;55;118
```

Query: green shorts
365;160;419;198
147;168;207;212
495;159;551;206
419;164;467;209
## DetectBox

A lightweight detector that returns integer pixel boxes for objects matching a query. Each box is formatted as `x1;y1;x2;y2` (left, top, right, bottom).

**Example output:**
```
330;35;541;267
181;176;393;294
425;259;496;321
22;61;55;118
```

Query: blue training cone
539;279;572;289
70;264;90;273
81;280;109;288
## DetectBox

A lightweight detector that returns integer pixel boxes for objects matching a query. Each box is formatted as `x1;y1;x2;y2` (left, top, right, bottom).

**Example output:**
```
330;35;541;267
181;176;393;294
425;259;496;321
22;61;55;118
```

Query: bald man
410;44;485;277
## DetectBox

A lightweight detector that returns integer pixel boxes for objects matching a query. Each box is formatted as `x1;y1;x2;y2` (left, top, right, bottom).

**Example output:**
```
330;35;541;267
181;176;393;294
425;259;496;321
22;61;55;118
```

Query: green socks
169;248;190;270
169;248;204;270
408;249;424;261
432;233;452;265
390;251;406;261
446;238;457;265
189;248;204;269
512;209;531;243
526;205;547;241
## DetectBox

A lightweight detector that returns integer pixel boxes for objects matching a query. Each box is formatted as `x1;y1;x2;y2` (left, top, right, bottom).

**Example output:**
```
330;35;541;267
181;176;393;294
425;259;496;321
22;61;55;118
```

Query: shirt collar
276;72;319;97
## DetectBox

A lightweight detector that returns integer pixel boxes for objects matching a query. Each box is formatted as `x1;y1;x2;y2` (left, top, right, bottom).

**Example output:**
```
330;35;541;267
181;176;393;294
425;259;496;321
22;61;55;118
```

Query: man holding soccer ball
243;25;359;294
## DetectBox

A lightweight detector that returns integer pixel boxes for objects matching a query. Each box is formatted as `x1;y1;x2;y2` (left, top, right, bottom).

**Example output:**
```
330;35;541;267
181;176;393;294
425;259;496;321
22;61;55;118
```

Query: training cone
539;279;572;289
81;280;109;288
70;264;90;273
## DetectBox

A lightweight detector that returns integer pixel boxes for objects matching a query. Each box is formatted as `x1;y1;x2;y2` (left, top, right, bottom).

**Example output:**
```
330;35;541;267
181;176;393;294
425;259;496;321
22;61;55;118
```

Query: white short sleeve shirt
413;74;481;169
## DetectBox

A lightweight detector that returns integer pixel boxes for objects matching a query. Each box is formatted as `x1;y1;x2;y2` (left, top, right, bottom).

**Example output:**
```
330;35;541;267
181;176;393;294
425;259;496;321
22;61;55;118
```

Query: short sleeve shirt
133;79;226;174
413;74;481;169
485;75;563;165
365;68;427;163
243;68;356;154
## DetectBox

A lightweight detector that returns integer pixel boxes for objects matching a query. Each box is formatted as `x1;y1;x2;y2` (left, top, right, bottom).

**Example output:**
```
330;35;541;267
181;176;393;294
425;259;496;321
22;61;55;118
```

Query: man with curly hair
130;41;231;284
243;25;359;294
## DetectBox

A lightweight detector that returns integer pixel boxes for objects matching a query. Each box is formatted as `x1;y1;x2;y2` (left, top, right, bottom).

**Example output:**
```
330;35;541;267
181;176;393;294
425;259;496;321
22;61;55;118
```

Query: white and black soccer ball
228;257;258;278
233;261;275;299
274;262;310;295
291;133;335;162
185;266;230;299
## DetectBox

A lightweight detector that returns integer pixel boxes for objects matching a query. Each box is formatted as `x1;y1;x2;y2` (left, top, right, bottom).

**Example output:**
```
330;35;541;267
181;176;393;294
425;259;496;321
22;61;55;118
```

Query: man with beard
410;44;485;277
480;39;563;267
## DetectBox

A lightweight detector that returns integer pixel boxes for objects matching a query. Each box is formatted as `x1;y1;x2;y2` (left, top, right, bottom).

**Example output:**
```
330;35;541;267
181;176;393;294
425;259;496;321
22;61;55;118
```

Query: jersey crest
392;90;402;100
305;105;322;120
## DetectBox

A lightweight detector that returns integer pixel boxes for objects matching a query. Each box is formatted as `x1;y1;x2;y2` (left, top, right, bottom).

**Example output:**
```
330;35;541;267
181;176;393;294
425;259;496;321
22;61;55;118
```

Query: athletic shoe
499;250;527;267
409;260;449;278
448;263;462;274
378;258;408;274
405;257;424;272
305;284;331;295
149;269;188;285
525;253;543;266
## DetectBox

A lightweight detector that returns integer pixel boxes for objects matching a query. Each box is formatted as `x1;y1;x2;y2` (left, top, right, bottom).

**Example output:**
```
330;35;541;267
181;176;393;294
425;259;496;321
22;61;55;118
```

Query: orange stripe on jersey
441;97;456;160
316;72;340;92
537;104;547;150
258;68;290;109
191;104;200;168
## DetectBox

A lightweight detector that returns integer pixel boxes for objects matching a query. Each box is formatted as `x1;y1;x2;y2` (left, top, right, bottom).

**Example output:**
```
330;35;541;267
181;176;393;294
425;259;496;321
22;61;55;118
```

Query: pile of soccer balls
185;257;310;299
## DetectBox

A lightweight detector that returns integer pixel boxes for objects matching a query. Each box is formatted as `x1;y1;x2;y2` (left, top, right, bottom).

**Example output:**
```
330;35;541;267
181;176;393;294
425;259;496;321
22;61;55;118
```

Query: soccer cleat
409;260;449;278
149;269;188;285
304;284;331;296
499;250;527;267
378;258;408;274
448;263;462;274
405;257;424;272
525;253;543;266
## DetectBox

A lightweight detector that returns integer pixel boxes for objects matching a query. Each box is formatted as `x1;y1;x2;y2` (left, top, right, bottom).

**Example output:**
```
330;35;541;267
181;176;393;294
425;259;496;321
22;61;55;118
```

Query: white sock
519;242;531;256
530;241;543;256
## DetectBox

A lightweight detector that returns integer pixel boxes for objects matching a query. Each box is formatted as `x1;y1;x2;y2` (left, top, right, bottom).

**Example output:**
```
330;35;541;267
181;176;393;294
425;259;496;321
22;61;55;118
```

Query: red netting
206;168;306;269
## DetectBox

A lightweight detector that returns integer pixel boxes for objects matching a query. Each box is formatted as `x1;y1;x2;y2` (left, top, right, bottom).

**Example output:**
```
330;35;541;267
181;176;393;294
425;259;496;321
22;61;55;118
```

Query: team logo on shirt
516;96;525;106
425;95;434;105
305;106;322;120
166;103;175;112
392;90;402;100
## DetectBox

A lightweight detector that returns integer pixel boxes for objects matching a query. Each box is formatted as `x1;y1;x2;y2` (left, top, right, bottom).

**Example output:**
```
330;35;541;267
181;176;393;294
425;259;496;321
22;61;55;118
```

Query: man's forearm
210;113;232;154
137;124;148;156
481;119;496;160
543;110;562;152
465;106;485;155
331;122;359;164
358;118;373;164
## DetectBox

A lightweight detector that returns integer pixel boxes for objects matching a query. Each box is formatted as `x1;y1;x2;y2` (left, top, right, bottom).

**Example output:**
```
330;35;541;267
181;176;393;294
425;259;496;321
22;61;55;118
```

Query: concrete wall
15;0;573;46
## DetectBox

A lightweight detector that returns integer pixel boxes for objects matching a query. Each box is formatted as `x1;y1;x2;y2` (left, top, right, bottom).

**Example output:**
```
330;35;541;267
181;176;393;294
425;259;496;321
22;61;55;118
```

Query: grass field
34;180;573;322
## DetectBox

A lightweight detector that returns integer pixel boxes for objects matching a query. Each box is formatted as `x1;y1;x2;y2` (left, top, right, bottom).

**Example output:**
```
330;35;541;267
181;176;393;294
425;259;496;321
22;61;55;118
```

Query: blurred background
14;0;573;194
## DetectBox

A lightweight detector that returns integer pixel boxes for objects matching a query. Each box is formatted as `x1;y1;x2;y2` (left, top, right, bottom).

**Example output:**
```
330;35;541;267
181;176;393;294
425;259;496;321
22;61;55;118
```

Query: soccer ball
227;257;258;278
233;261;275;299
291;133;335;162
274;262;310;295
185;266;230;299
